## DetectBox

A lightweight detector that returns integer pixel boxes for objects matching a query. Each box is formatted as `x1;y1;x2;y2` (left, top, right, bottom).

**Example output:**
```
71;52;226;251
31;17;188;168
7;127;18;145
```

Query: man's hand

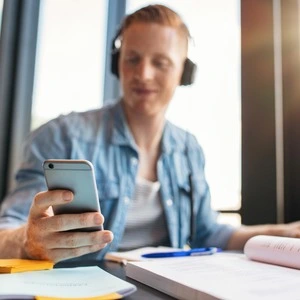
24;190;113;263
272;221;300;238
227;221;300;250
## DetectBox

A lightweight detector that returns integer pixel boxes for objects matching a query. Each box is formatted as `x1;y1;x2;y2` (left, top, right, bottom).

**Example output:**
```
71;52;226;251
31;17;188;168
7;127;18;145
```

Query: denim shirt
0;100;235;260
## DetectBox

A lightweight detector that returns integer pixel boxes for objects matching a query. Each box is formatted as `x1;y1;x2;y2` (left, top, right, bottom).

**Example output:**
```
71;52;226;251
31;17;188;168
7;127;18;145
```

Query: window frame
0;0;40;200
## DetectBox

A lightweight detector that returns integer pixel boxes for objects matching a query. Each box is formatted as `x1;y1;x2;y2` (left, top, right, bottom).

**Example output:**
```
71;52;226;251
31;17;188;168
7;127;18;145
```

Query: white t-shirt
118;177;169;250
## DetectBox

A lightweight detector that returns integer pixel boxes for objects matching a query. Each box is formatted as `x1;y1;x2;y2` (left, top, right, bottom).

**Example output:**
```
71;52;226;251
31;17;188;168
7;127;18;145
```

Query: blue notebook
0;266;136;299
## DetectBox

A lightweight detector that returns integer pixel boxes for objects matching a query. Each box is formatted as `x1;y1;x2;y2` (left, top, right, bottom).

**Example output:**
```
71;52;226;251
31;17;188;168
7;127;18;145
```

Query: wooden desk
56;260;176;299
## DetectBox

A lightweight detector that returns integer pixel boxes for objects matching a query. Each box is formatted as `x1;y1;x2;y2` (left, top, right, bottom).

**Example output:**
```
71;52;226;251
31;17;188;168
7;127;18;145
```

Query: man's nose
135;60;154;80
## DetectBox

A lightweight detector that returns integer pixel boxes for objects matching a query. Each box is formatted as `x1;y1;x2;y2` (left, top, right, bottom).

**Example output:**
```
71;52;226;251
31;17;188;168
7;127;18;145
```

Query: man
0;4;300;263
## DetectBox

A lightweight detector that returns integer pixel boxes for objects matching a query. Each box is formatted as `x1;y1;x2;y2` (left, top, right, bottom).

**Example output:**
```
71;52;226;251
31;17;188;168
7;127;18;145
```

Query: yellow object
0;259;54;273
36;293;122;300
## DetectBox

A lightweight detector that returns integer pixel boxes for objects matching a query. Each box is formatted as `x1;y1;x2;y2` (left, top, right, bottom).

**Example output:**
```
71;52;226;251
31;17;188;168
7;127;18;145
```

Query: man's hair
120;4;190;42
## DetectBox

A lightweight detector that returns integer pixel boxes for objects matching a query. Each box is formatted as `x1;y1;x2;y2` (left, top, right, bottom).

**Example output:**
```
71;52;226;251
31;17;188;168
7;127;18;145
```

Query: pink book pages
244;235;300;269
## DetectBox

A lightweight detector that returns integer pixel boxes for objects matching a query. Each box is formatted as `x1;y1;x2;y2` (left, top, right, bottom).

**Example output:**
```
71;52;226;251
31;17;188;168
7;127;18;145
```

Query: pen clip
190;247;218;256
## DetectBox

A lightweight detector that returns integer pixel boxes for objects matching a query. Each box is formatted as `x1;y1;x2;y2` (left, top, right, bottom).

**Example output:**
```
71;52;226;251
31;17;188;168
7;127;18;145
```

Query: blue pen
141;247;220;258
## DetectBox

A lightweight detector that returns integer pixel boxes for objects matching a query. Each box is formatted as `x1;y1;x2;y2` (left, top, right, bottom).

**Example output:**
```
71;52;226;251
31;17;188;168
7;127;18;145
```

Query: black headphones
110;31;197;86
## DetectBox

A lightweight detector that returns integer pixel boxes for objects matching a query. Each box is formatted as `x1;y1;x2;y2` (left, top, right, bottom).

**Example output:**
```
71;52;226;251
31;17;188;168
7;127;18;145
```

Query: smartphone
43;159;103;231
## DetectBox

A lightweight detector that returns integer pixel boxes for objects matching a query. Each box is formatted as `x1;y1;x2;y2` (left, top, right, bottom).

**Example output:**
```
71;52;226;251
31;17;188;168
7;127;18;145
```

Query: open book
0;266;136;299
244;234;300;269
126;235;300;300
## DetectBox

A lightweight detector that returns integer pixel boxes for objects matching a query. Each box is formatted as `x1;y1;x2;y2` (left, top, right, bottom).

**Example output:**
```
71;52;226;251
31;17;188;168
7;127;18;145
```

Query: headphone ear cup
180;58;197;86
110;28;122;78
111;50;120;78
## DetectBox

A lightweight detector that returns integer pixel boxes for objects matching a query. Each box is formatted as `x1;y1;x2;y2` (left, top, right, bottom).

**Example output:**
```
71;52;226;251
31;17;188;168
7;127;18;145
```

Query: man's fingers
47;244;109;263
46;230;113;249
30;190;73;218
40;212;104;232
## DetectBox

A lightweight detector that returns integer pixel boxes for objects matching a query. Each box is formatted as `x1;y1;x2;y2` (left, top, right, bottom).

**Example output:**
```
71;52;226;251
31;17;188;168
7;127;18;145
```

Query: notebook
0;266;136;299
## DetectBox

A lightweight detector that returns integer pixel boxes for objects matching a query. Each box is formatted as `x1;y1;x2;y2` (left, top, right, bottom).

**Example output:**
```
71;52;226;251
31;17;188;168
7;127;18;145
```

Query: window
127;0;241;225
31;0;108;130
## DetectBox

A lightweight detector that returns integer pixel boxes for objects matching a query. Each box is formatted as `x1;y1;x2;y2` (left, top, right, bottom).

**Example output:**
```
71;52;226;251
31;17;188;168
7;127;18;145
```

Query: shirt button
131;157;138;166
166;199;173;206
124;197;130;205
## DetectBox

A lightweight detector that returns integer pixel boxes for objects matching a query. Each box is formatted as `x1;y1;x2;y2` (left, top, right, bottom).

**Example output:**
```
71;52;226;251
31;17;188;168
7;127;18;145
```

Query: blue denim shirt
0;100;235;260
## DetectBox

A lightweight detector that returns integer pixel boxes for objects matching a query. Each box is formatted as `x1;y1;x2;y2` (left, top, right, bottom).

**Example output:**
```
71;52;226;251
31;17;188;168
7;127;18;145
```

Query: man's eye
126;57;139;65
154;60;169;69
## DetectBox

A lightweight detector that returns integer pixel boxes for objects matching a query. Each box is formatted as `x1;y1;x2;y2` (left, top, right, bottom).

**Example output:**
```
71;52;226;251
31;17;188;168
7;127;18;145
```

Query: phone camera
48;163;54;169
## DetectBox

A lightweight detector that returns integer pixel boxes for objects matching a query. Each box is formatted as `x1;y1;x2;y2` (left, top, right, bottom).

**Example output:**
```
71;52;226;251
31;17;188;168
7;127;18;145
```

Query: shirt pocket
177;170;208;223
175;158;191;216
173;153;191;196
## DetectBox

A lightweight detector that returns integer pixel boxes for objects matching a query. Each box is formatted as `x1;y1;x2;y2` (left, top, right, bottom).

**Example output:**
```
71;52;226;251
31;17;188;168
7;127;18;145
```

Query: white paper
105;246;178;264
0;266;136;298
126;252;300;300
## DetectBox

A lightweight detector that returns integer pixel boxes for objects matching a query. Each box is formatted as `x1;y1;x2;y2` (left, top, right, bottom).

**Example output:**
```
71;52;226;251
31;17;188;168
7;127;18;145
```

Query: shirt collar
161;121;187;154
110;100;137;150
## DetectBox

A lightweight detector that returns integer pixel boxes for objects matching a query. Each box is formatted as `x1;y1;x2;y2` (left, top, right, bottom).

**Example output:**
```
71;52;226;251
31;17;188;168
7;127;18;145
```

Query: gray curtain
0;0;40;203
